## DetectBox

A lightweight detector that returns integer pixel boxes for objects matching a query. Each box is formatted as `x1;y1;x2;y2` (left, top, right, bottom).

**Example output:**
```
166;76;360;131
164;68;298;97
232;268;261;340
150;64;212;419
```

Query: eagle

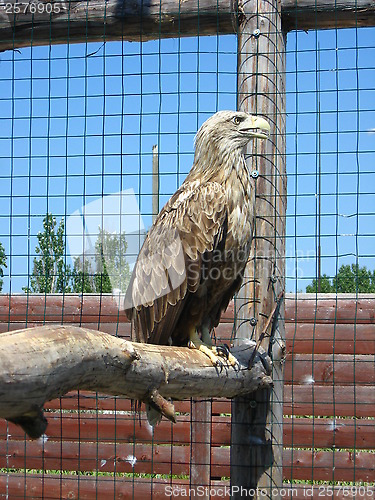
125;110;270;423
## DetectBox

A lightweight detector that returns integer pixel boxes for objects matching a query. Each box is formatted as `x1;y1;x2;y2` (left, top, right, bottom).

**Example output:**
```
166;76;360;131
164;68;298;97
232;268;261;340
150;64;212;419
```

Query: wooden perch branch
0;325;272;438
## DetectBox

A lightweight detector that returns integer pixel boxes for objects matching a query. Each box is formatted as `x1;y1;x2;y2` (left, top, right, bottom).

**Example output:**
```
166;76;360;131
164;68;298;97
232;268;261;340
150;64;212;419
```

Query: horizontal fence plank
0;294;127;325
285;323;375;355
284;385;374;417
284;354;375;385
0;474;209;499
0;441;373;484
1;294;374;325
0;475;373;500
227;295;375;324
283;417;375;450
1;295;373;357
216;449;375;483
1;322;373;355
284;296;375;324
1;414;222;446
283;449;375;483
0;0;374;54
2;415;374;452
0;440;191;476
0;322;131;337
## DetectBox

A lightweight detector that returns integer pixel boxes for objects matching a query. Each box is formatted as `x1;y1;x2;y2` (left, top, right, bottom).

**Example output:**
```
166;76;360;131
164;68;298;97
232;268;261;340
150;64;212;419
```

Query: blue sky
0;27;374;293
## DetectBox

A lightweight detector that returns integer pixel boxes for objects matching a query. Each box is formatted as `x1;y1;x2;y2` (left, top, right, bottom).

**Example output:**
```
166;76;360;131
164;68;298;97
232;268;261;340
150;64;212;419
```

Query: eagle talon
216;344;230;358
188;337;230;371
214;344;240;371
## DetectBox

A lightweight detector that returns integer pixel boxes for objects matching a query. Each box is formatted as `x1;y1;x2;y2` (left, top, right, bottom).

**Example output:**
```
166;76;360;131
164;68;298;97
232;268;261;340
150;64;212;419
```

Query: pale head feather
189;110;270;182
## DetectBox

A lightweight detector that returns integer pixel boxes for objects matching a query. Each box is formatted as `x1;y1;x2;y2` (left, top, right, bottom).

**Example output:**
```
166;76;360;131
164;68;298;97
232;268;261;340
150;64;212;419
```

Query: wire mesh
0;2;374;499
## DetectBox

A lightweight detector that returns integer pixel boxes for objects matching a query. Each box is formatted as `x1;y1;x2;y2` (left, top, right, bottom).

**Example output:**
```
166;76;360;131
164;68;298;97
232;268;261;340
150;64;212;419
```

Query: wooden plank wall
0;294;374;499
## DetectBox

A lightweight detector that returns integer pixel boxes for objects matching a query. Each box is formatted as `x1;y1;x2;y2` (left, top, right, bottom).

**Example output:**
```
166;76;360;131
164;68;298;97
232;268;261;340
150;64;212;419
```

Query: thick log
0;324;272;438
8;370;373;418
1;0;375;53
0;0;240;52
281;0;375;31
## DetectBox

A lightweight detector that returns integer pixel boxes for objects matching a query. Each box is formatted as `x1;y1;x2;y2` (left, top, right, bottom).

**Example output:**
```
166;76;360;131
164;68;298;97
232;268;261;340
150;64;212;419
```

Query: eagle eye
232;116;242;125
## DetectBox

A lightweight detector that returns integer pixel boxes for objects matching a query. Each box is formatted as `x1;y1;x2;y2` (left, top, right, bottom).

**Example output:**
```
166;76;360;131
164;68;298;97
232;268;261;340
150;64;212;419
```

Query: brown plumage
125;110;270;422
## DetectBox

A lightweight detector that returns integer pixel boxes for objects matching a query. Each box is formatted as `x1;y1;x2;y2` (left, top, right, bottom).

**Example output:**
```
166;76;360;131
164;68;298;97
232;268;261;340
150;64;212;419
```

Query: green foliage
71;256;95;294
71;228;131;294
0;242;7;292
94;236;113;294
333;264;375;293
25;214;131;295
306;264;375;293
23;213;72;294
305;274;333;293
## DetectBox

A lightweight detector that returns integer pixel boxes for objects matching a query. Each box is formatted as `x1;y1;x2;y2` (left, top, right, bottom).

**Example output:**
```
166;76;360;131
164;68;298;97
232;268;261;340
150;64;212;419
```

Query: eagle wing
125;181;229;345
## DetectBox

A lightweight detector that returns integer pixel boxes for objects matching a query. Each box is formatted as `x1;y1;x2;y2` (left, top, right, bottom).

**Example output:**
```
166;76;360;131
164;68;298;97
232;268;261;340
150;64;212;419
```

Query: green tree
94;236;113;293
0;242;7;292
306;264;375;293
94;228;131;293
305;274;334;293
24;213;72;293
72;256;95;293
333;264;375;293
71;228;131;294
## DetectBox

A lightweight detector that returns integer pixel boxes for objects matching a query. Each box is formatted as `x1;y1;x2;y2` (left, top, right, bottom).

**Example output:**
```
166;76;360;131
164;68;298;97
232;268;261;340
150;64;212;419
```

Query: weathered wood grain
1;0;374;53
2;413;373;449
231;0;287;495
0;474;373;500
1;293;374;325
0;444;373;484
0;324;271;438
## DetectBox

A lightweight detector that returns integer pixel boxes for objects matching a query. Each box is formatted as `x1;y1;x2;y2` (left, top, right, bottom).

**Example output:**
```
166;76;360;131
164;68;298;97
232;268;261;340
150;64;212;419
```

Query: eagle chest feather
224;160;254;255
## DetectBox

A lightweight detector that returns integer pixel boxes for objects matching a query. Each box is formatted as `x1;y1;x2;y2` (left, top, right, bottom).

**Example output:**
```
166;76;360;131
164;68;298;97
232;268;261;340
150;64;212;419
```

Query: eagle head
194;110;270;156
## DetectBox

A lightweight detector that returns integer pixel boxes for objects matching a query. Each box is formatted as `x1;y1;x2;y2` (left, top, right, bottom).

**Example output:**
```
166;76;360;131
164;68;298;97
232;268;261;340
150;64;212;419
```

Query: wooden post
190;399;212;499
231;0;287;498
152;145;159;223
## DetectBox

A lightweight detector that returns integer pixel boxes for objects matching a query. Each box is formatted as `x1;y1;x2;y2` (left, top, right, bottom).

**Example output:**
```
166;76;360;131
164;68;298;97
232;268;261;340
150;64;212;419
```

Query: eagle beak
239;116;270;139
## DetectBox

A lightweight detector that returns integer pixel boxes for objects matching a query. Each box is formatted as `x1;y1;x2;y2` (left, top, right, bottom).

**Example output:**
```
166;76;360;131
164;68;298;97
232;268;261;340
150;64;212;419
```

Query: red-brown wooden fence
0;294;374;499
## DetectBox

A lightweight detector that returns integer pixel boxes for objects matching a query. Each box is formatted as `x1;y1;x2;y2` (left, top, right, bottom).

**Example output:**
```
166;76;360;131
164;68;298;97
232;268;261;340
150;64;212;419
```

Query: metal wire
0;4;374;499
